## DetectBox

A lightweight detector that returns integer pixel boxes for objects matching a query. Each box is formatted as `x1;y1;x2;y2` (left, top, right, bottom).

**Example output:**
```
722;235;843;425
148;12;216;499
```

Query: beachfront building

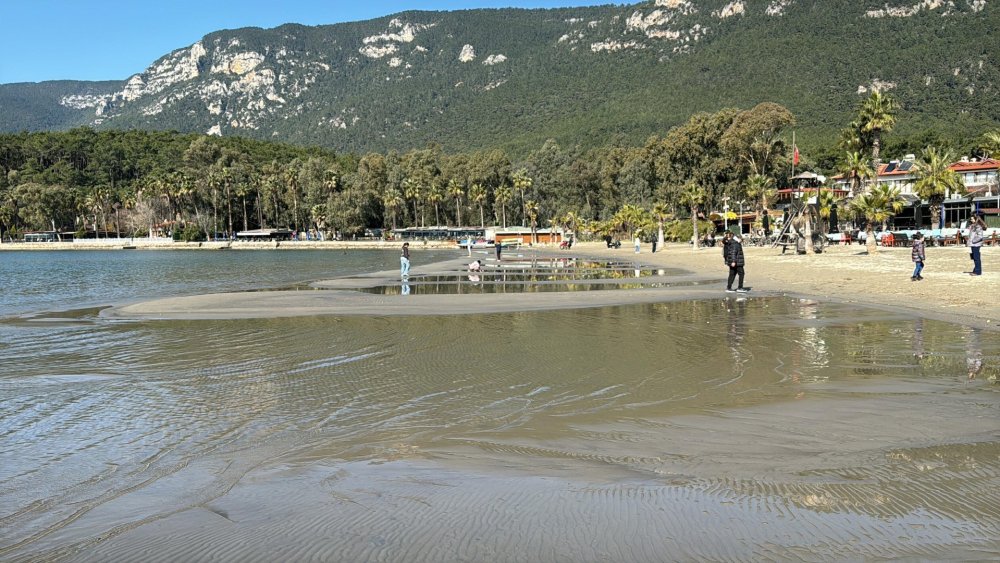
488;226;563;245
235;228;294;241
951;157;999;197
393;226;486;241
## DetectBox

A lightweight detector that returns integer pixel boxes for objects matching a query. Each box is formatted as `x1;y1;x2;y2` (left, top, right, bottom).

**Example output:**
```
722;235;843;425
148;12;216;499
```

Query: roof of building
949;157;999;173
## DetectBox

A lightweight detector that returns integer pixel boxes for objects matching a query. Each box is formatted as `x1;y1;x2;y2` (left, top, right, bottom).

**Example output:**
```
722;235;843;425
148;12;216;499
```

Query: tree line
2;98;997;246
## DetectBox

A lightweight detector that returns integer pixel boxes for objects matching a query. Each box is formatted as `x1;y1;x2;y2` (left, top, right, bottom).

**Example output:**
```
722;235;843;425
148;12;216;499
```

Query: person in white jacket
967;213;985;276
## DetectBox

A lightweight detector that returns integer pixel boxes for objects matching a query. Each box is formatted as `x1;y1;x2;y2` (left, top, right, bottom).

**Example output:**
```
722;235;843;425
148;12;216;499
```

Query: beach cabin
235;228;294;241
488;227;563;245
23;231;61;242
393;226;486;241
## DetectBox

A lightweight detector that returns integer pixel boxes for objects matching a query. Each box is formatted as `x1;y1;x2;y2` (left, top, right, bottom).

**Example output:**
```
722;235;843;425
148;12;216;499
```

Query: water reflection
966;326;983;379
2;297;999;560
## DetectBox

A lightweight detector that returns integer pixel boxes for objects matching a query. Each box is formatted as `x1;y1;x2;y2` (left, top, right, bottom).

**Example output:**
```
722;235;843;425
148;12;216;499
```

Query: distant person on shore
967;213;985;276
634;235;641;253
724;232;747;293
400;242;410;278
495;240;502;261
910;232;925;281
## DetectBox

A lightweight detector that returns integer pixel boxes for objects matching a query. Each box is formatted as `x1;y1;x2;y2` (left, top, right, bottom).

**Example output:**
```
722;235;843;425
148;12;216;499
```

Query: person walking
967;213;985;276
910;231;925;281
400;242;411;278
724;232;747;293
494;239;502;261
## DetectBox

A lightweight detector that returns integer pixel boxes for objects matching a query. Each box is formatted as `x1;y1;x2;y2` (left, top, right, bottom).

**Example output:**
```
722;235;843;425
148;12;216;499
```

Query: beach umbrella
829;205;839;233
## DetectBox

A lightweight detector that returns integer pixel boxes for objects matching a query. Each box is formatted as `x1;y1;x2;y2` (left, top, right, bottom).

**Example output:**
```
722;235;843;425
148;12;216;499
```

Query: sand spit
102;241;997;329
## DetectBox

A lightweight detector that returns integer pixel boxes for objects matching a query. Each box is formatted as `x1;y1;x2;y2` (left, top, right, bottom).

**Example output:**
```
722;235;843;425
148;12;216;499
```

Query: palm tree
982;130;1000;159
679;183;707;248
652;203;671;250
850;183;905;254
494;183;513;228
283;166;301;231
614;204;647;242
524;199;540;244
563;211;579;235
447;178;464;226
426;181;444;226
745;174;775;224
469;183;487;228
840;151;874;197
382;187;404;231
858;91;896;168
816;188;837;234
512;169;532;225
914;146;965;229
402;178;422;227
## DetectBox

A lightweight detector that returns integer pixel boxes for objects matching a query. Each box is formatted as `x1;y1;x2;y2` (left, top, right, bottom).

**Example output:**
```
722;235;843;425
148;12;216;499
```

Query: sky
1;0;614;84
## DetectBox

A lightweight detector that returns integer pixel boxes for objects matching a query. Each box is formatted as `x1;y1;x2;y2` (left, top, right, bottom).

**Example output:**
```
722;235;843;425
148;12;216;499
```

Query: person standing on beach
495;240;502;261
967;213;985;276
724;232;747;293
400;242;411;278
634;235;641;253
910;232;925;281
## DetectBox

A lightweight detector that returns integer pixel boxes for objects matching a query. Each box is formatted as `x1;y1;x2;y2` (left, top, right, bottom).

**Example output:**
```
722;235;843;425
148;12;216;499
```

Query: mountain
2;0;998;155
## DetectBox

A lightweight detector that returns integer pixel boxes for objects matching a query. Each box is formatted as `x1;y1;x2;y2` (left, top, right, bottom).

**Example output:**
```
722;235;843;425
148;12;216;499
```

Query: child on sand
911;232;925;281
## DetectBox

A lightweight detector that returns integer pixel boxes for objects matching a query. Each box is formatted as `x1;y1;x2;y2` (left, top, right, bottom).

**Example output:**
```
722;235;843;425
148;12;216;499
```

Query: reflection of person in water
966;326;983;379
726;298;747;370
401;281;411;296
912;318;925;361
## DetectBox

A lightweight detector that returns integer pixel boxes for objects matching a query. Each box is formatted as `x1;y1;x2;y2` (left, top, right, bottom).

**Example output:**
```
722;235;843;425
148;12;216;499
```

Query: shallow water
2;276;999;560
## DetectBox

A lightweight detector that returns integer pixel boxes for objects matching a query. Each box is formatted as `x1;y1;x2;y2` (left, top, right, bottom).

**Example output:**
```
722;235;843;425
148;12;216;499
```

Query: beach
3;244;999;561
99;239;998;330
583;241;999;329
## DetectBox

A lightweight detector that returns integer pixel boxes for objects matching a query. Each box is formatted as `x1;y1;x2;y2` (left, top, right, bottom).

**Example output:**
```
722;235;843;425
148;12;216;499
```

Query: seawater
1;250;999;561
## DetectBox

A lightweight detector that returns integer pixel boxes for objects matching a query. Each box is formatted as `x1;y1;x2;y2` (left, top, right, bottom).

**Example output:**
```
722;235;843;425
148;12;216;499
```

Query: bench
891;233;909;247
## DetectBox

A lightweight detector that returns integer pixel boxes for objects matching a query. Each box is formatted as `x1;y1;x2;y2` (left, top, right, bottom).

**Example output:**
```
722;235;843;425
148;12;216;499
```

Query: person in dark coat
724;233;747;293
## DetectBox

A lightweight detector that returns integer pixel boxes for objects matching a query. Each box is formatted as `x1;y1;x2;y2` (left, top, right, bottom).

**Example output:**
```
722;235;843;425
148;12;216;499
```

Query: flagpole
791;131;796;179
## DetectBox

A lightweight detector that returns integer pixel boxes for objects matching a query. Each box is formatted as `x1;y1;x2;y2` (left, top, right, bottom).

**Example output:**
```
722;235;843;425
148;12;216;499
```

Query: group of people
401;214;987;291
910;212;988;280
400;240;504;278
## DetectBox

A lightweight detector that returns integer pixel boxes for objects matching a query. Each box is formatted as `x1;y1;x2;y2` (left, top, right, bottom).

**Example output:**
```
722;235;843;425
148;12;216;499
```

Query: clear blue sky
1;0;615;84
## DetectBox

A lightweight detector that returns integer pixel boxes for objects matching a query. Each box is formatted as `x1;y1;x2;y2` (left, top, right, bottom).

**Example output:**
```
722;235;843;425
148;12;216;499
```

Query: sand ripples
2;298;999;560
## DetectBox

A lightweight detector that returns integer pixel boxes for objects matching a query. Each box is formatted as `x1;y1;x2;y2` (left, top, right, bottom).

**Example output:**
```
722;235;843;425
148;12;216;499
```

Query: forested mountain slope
2;0;997;154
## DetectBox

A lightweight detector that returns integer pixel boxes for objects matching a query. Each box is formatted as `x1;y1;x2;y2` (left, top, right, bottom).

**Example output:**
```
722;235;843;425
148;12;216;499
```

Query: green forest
3;93;997;243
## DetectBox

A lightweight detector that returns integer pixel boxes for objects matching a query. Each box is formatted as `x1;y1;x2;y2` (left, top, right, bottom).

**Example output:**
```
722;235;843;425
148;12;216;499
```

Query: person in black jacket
724;232;747;293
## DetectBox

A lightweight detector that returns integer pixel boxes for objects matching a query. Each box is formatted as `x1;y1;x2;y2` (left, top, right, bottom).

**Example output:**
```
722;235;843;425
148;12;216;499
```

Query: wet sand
103;240;998;330
16;243;999;561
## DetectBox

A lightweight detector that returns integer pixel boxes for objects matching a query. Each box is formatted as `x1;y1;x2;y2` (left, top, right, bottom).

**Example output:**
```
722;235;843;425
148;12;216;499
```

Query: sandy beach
582;241;999;329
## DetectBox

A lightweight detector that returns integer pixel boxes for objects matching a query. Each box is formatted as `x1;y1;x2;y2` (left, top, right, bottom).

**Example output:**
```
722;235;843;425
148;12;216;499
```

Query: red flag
793;145;800;166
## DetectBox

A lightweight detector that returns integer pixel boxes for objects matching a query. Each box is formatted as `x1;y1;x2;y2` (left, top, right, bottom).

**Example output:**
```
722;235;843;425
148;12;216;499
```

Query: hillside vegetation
1;0;997;155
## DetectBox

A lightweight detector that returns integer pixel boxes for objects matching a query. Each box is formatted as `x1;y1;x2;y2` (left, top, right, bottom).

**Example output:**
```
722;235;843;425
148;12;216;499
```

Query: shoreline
577;241;998;330
0;239;456;251
99;240;998;331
